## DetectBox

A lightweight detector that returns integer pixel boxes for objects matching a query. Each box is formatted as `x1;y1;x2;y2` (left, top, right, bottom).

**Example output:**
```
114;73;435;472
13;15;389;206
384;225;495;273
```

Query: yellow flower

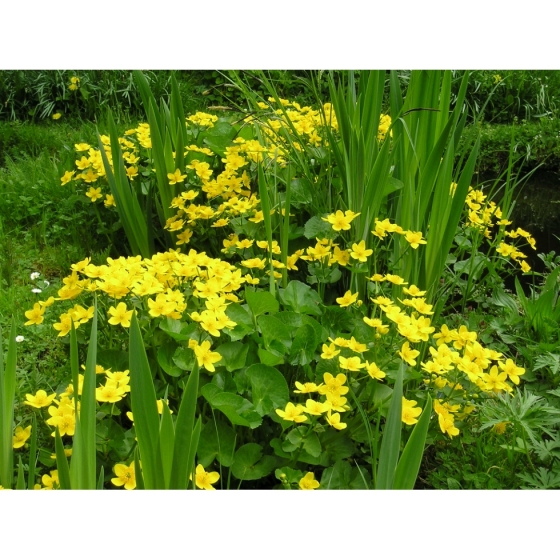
318;372;349;395
402;397;422;425
112;462;136;490
326;411;347;430
167;169;187;184
52;112;62;120
275;402;307;423
107;302;133;328
339;355;365;372
350;240;373;262
42;470;60;489
299;472;320;490
24;389;56;408
493;422;508;435
336;290;358;308
24;303;45;326
320;343;340;360
13;425;32;449
96;384;126;403
365;361;386;380
398;341;420;366
194;340;223;372
194;464;220;490
437;411;460;437
303;399;329;416
321;210;360;231
404;231;427;249
85;186;103;202
293;382;319;394
104;194;116;208
60;170;75;185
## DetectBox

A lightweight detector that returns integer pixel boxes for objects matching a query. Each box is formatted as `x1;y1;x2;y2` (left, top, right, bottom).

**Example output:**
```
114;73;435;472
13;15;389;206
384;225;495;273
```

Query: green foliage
0;70;202;123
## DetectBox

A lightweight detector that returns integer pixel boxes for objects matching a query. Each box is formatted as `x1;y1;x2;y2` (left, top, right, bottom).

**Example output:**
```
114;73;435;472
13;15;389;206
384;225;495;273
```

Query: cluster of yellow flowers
464;186;536;272
33;249;254;341
68;76;80;91
276;372;351;430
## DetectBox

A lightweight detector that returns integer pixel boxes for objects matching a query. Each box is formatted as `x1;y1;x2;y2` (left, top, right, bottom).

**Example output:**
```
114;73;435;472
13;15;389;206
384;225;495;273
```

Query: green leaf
320;459;352;489
172;347;195;371
393;394;432;490
245;364;289;416
159;318;198;342
303;432;322;458
27;414;37;490
215;342;248;372
257;348;284;367
245;288;279;317
231;443;276;481
170;363;200;489
197;420;236;468
97;466;105;490
290;178;313;207
70;303;98;489
55;427;71;490
129;312;164;489
157;339;183;377
158;402;175;487
257;315;292;351
279;280;323;315
304;216;336;240
15;456;25;490
0;319;17;488
201;385;262;429
225;304;255;341
289;324;318;366
376;362;404;489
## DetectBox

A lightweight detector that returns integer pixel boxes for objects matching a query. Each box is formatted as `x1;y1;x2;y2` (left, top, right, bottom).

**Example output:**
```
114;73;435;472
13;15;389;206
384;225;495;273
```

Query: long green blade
27;414;37;489
169;362;200;489
158;401;175;488
376;362;404;489
129;312;164;489
0;320;17;488
393;394;432;489
55;427;72;490
16;456;25;490
97;466;105;490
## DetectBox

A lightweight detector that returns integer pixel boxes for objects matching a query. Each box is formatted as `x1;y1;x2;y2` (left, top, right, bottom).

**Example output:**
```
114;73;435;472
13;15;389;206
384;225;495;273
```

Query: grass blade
55;427;72;490
97;466;105;490
16;456;25;490
129;311;164;489
158;401;175;488
169;362;200;489
0;320;17;488
376;361;404;489
27;414;37;489
393;394;432;489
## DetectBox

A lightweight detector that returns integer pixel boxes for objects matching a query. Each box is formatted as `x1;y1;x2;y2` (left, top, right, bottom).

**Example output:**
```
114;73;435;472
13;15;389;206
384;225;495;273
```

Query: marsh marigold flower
107;302;133;328
194;464;220;490
112;462;136;490
24;389;56;409
336;290;358;308
299;472;320;490
13;425;31;449
402;397;422;425
276;402;307;423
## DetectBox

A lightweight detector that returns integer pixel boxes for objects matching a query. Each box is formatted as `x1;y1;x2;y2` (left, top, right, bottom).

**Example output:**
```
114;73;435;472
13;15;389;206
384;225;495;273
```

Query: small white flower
32;288;42;294
30;272;41;280
15;336;24;343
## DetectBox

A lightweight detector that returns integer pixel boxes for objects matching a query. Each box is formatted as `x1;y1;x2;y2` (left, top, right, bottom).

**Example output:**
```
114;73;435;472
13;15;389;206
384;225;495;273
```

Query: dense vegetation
1;70;559;490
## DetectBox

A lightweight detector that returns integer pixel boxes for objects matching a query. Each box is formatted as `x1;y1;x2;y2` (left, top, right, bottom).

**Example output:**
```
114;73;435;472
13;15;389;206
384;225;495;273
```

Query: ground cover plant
1;70;557;490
